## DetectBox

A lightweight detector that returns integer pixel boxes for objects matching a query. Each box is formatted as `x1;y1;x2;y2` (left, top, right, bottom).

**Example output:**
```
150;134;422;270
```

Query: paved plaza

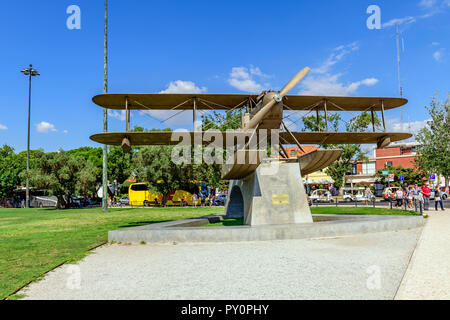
19;209;449;300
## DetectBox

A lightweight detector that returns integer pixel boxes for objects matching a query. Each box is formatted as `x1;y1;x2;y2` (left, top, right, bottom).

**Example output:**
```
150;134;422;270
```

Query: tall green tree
415;94;450;190
0;145;26;200
25;150;97;208
108;146;133;184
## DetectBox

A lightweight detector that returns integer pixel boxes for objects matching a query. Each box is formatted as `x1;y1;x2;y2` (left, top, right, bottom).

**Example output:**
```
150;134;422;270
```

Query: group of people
385;183;445;211
190;192;216;208
177;190;218;208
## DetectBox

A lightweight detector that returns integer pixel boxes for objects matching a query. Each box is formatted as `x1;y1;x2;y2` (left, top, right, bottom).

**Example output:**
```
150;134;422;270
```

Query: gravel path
395;208;450;300
20;228;421;300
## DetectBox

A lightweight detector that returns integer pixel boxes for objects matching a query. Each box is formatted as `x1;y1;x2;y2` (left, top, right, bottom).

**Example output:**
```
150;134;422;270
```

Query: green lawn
204;206;420;226
0;207;222;299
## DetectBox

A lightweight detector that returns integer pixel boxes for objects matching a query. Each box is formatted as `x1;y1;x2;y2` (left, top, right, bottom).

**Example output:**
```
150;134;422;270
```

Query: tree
68;147;103;185
202;109;243;131
75;160;98;200
26;150;98;208
415;94;450;190
108;146;133;184
201;109;244;190
345;111;381;132
0;145;26;200
374;166;427;186
316;112;378;188
301;113;341;132
325;144;367;188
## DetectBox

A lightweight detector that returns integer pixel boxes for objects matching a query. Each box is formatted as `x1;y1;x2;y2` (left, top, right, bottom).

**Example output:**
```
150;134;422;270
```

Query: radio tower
396;24;404;131
396;24;403;98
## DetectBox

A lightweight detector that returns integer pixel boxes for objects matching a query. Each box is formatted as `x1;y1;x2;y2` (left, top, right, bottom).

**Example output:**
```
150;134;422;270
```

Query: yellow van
128;183;162;206
128;182;210;206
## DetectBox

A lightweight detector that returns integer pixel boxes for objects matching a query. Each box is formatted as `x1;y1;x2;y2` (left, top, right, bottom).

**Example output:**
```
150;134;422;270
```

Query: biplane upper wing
92;94;407;111
283;96;407;111
92;93;257;110
90;131;412;146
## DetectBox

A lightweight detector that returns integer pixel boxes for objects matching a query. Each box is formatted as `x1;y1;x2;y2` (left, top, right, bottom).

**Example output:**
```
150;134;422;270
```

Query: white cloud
388;118;430;134
382;16;416;28
433;49;445;61
63;130;68;134
383;0;450;29
419;0;437;8
137;80;207;127
298;44;378;96
160;80;206;94
227;66;268;93
299;74;378;96
0;124;7;130
108;110;127;121
432;42;440;46
36;121;57;133
312;42;359;74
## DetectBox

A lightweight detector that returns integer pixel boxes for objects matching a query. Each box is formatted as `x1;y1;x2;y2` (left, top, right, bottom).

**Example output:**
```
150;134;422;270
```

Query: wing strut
282;121;306;154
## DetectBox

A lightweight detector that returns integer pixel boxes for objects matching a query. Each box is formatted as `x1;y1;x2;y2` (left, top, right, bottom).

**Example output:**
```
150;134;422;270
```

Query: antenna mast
396;24;402;97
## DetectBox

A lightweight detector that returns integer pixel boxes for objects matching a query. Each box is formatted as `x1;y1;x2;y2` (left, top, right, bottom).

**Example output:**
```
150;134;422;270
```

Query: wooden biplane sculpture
90;67;411;226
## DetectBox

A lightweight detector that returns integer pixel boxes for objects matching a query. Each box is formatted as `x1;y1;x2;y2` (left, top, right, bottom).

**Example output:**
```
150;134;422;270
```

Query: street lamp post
20;64;40;208
102;0;109;212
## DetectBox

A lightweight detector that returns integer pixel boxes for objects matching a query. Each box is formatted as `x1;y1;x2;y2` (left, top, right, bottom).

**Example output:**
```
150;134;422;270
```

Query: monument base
225;159;313;226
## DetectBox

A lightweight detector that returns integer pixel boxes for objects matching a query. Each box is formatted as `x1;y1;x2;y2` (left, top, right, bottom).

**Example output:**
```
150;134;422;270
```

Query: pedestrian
200;192;206;207
434;186;444;211
386;189;393;207
407;187;414;209
192;193;197;208
395;188;404;208
183;195;188;207
364;186;371;206
209;194;214;207
421;183;432;211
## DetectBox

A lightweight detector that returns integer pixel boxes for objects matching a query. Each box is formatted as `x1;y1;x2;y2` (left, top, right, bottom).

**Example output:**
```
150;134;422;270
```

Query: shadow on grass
117;220;172;228
205;218;244;227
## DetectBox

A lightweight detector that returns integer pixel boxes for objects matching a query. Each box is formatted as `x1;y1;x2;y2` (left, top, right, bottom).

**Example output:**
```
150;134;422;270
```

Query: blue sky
0;0;449;152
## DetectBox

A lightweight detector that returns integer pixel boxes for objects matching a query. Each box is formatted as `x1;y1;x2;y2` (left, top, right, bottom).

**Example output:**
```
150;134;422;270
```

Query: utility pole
396;24;402;98
102;0;108;212
20;65;40;208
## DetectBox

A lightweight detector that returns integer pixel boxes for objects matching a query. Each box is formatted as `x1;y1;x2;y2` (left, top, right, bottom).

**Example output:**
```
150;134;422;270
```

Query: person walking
209;194;214;207
395;188;404;208
192;193;197;208
434;186;444;211
200;192;206;207
407;187;414;209
421;183;432;211
364;186;371;206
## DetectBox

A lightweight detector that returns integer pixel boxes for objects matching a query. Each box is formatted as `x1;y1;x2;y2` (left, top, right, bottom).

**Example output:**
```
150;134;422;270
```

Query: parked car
430;190;448;200
341;187;374;202
310;189;333;203
31;195;58;208
119;196;129;205
215;194;227;206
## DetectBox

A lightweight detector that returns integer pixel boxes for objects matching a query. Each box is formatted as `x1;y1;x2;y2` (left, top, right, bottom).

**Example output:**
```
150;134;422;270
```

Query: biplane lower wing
90;131;412;147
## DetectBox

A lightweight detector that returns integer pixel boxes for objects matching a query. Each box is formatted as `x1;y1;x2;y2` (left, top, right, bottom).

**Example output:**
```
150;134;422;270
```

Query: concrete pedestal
224;159;313;226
